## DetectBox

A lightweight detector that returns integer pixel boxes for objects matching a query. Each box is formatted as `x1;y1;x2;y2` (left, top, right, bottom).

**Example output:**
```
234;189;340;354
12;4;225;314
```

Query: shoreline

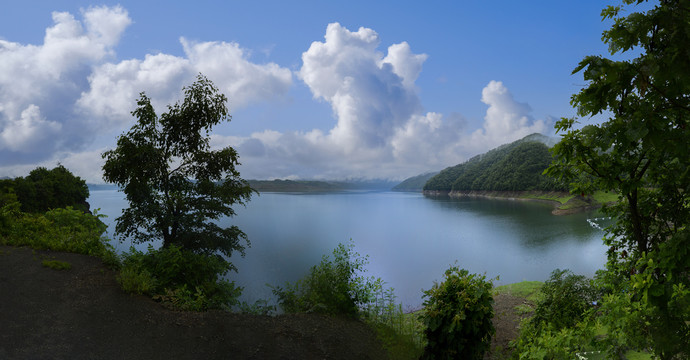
421;190;601;215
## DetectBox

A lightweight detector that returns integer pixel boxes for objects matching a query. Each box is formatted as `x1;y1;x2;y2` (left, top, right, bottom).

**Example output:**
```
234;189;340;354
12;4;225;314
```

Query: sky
0;1;625;183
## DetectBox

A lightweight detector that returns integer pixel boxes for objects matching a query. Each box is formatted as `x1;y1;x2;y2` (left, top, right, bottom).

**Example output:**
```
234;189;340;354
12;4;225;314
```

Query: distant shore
421;190;607;215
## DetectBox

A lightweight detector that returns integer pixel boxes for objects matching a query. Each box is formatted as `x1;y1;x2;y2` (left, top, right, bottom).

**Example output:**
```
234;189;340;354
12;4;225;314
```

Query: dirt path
0;245;387;360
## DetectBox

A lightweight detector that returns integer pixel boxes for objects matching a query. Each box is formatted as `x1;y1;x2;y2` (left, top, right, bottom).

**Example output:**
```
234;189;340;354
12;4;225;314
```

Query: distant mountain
423;133;565;193
392;172;439;192
248;179;398;192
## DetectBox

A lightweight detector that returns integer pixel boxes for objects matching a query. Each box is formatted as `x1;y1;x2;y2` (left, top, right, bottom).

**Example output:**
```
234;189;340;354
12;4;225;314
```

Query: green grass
41;259;72;270
592;190;618;204
522;192;575;204
494;280;543;302
624;350;653;360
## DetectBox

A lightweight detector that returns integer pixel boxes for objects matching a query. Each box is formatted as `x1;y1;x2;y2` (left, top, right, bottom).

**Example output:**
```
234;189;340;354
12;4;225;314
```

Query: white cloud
230;24;550;181
468;80;548;151
0;6;292;172
0;105;61;152
76;37;293;130
298;22;423;151
1;15;552;184
0;6;130;165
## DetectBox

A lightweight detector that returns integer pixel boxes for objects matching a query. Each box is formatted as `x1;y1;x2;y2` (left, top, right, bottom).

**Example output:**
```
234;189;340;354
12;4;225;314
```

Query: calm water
88;189;609;308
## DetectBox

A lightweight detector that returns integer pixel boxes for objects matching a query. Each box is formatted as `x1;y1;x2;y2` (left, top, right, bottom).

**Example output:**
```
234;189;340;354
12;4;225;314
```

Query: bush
420;266;495;360
511;269;600;359
119;245;242;311
272;241;380;318
532;269;599;331
1;205;119;268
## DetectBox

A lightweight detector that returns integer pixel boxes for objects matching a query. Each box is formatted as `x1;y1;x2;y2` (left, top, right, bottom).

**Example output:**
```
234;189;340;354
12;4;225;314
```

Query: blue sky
0;1;624;182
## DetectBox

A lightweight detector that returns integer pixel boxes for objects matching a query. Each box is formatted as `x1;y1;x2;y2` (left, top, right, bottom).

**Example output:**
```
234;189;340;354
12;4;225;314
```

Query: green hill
423;134;565;193
392;172;439;192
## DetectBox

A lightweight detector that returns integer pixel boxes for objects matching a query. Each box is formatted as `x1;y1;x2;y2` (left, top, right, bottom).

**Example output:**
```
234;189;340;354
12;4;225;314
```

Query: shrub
420;266;495;360
1;205;119;268
272;241;380;318
531;269;599;331
511;269;600;359
119;245;242;310
42;259;72;270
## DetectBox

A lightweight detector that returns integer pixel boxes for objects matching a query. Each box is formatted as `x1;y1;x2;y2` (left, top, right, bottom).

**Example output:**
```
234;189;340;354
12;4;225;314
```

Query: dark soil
485;293;533;359
0;245;526;359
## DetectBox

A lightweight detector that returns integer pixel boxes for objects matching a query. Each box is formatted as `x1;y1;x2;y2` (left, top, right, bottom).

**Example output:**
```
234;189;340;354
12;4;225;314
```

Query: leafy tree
102;74;253;266
546;1;690;358
0;165;89;213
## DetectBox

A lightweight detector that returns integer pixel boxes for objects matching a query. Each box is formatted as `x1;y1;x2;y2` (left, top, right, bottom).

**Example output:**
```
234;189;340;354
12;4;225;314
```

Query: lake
88;189;609;308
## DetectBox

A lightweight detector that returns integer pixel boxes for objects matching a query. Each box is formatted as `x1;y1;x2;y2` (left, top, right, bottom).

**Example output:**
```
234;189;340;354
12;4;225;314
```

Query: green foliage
424;134;565;193
118;265;157;295
101;74;254;260
514;323;596;360
0;205;118;267
546;1;690;358
512;270;599;360
119;245;242;310
41;259;72;270
420;266;495;360
272;241;424;358
272;241;380;318
0;165;89;213
365;286;425;359
531;269;599;331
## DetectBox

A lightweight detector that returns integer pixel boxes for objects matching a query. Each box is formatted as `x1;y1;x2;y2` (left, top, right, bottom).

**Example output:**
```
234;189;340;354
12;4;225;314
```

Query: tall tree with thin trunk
102;74;253;270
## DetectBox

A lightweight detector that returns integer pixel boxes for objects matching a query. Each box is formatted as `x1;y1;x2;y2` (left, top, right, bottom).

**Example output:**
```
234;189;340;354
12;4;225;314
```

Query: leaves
420;266;495;360
102;74;254;259
546;1;690;357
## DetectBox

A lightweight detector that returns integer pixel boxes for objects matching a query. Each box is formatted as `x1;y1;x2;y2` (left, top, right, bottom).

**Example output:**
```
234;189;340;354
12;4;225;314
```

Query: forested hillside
423;134;565;193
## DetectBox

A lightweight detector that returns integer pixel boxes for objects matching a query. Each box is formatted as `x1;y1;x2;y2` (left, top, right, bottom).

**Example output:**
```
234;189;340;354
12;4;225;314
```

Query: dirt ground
0;245;526;359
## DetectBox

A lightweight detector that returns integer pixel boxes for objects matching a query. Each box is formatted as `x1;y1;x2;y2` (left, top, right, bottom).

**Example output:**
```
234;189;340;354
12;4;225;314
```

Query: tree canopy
102;74;253;263
0;165;89;213
546;1;690;357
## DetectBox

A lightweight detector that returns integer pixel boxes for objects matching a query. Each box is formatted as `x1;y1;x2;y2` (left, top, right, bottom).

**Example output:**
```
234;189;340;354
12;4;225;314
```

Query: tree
0;165;90;213
546;1;689;358
102;74;253;265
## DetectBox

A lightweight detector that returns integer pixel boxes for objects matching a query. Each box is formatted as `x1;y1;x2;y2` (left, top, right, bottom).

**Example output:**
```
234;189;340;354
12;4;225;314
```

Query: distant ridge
392;172;439;192
248;179;397;192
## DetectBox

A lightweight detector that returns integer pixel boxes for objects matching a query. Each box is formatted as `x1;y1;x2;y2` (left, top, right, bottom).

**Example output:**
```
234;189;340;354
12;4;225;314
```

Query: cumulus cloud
467;80;548;151
2;14;552;183
0;6;130;164
229;23;550;181
77;38;292;128
0;5;292;171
